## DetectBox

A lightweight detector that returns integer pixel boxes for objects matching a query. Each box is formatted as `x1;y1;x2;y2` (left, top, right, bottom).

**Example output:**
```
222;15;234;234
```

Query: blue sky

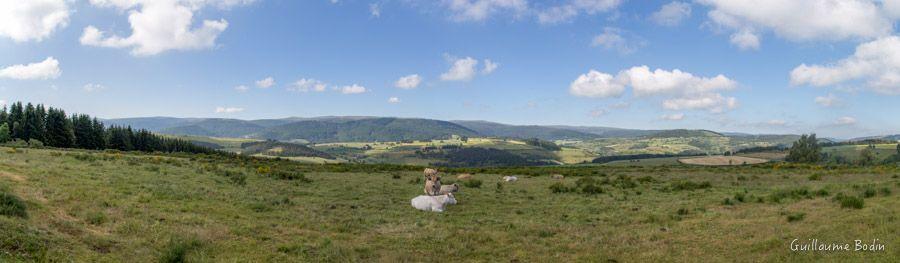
1;0;900;138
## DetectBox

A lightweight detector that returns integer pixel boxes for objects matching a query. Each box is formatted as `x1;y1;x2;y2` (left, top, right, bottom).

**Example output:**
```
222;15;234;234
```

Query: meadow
0;147;898;262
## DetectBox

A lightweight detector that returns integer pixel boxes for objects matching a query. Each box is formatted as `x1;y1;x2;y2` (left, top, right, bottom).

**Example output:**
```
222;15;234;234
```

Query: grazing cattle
551;174;564;180
410;193;457;212
439;183;459;195
456;173;473;180
502;176;518;182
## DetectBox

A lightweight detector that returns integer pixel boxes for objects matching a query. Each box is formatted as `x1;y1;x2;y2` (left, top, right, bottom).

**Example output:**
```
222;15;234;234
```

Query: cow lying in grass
439;183;459;195
410;193;457;212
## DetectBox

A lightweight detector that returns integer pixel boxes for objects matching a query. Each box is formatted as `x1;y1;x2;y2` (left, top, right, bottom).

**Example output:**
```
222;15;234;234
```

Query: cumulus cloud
650;1;691;26
661;93;737;113
0;57;61;80
570;66;739;113
339;84;367;94
814;93;841;107
591;27;642;54
388;97;401;103
569;70;625;98
395;74;422;89
83;83;106;92
255;77;275;88
441;57;481;81
80;0;253;56
697;0;892;49
835;116;857;125
589;108;607;118
791;36;900;94
234;85;249;92
288;78;327;92
537;0;622;24
215;106;244;113
660;113;685;121
0;0;70;42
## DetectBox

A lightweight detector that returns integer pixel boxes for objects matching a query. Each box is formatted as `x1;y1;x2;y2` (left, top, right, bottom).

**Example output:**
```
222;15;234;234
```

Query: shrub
833;193;864;209
391;174;401;179
0;192;27;218
861;188;876;198
26;139;44;148
786;212;806;222
733;192;746;203
270;170;311;182
669;181;712;191
808;173;822;181
463;179;483;188
159;237;202;263
722;198;734;206
549;182;573;193
879;187;892;196
676;208;690;216
85;211;107;225
580;184;603;195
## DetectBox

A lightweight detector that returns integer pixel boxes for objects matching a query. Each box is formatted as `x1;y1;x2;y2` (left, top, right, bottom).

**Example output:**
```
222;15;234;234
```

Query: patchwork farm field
1;147;898;262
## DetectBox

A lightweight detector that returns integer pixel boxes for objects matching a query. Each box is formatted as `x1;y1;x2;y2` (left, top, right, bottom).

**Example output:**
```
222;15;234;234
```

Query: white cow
502;176;518;182
410;193;457;212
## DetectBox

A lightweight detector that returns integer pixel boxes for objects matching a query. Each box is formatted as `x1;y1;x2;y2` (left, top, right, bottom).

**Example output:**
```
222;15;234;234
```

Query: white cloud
766;119;787;126
339;84;367;94
729;29;759;50
444;0;529;22
0;0;70;42
255;77;275;88
661;113;685;121
441;57;479;81
591;27;641;54
482;59;499;74
370;3;381;17
234;85;249;92
537;0;622;24
80;0;252;56
835;116;857;125
388;97;401;103
791;36;900;95
395;74;422;89
0;57;61;80
589;108;607;118
617;66;737;97
698;0;892;49
814;93;841;107
215;106;244;113
569;70;625;98
288;78;327;92
650;1;691;27
83;83;106;92
570;66;739;113
661;93;737;113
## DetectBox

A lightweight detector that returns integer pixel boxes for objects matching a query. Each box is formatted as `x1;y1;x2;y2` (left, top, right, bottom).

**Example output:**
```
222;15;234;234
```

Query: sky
1;0;900;139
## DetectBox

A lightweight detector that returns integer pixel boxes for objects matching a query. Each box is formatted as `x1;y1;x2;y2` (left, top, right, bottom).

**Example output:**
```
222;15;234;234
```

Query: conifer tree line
0;101;212;154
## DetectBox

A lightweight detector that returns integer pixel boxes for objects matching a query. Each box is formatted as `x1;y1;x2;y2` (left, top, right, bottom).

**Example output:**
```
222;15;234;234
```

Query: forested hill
105;116;807;143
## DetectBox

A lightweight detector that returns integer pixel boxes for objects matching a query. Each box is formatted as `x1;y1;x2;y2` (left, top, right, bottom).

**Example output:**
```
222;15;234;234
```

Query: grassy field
824;144;900;163
1;147;898;262
679;156;770;166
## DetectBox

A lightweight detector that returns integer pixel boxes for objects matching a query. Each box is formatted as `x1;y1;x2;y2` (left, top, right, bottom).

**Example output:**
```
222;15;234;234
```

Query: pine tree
8;102;23;139
44;108;75;147
0;106;7;127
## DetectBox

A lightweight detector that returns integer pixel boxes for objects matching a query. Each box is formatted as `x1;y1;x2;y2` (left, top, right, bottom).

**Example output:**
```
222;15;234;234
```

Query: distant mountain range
103;116;817;143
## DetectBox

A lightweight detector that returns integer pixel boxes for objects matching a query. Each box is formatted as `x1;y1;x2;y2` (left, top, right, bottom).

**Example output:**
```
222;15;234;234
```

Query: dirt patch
0;170;25;182
679;156;769;166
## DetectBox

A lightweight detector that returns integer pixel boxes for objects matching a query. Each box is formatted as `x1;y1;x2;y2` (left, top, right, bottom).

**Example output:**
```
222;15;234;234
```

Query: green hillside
258;118;479;143
452;121;600;140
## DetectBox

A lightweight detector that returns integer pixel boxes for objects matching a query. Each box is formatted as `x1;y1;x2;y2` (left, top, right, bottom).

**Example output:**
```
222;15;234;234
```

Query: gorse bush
0;192;27;218
786;212;806;222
